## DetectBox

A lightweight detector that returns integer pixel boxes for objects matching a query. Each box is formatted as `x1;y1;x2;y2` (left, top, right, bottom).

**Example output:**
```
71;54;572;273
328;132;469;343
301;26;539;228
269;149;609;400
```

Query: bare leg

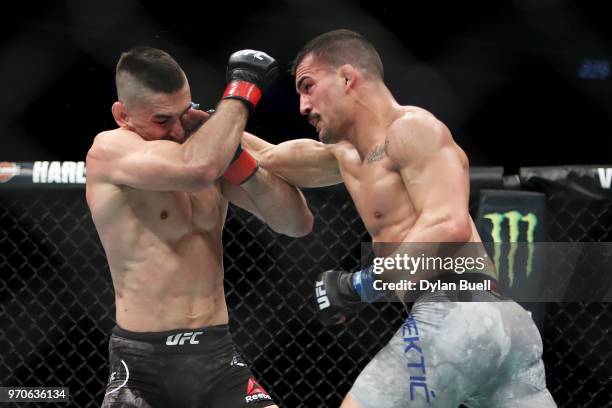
340;393;364;408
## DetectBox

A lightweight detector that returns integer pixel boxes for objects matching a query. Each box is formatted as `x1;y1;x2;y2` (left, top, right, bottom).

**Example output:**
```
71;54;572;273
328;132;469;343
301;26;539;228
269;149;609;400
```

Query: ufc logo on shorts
315;280;330;310
165;331;203;346
236;50;267;61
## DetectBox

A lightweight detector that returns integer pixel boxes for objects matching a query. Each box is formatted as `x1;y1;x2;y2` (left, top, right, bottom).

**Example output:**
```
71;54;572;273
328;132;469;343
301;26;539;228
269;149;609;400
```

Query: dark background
2;0;611;172
1;2;612;406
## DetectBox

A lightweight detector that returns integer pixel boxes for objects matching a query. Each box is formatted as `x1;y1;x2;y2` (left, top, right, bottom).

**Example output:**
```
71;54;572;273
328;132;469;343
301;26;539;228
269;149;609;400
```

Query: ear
338;64;359;90
111;101;129;128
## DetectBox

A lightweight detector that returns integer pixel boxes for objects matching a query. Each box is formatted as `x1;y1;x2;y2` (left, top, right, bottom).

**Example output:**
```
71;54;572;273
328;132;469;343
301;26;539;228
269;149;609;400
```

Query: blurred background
2;0;611;173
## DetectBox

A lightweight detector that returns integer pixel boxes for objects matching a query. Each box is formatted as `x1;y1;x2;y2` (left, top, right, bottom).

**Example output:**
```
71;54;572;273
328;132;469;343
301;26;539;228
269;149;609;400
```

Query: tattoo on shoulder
367;139;389;164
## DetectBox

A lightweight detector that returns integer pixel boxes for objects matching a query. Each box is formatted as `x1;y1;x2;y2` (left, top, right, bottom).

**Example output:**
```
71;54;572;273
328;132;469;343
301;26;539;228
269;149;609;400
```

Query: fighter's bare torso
252;105;495;280
87;129;230;332
329;107;481;244
331;139;417;242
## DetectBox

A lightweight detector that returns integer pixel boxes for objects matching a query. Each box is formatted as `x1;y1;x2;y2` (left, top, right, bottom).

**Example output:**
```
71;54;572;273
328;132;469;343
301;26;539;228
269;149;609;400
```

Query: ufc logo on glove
315;280;330;309
235;50;269;61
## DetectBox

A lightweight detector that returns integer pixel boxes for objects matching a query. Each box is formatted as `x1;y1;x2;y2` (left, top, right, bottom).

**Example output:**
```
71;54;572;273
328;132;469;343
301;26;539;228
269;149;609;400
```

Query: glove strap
352;265;386;303
223;80;262;109
223;146;259;185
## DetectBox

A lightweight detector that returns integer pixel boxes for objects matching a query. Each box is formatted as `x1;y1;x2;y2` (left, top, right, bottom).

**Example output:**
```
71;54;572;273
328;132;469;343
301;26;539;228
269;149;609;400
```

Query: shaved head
292;29;384;80
116;47;187;108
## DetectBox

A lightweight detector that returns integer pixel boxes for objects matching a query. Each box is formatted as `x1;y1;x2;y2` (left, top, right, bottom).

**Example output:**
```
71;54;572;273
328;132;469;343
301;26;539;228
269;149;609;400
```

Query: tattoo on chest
367;139;389;164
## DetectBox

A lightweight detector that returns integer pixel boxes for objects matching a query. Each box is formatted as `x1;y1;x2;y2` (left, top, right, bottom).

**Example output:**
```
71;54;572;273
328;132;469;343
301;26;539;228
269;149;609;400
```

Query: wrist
352;265;385;303
351;267;367;296
223;80;262;110
223;146;259;185
217;98;250;119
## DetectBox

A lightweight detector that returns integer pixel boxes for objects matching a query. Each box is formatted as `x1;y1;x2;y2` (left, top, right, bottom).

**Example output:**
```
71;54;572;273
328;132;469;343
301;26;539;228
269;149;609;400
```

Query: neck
341;82;402;161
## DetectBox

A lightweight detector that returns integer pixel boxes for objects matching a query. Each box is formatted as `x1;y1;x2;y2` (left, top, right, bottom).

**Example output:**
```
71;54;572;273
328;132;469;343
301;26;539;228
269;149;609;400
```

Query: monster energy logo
483;211;537;286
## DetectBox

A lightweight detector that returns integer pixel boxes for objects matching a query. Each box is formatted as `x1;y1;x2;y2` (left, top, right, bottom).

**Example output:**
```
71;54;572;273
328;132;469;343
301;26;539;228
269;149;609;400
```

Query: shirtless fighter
86;47;312;407
244;30;557;407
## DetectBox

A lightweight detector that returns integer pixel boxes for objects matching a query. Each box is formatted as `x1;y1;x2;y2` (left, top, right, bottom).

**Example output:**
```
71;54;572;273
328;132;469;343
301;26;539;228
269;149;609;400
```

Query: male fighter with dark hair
87;46;312;407
244;30;557;407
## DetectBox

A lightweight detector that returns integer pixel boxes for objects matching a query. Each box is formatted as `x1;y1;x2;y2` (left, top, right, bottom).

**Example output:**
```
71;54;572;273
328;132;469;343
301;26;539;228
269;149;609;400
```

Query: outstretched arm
221;165;313;237
242;132;342;188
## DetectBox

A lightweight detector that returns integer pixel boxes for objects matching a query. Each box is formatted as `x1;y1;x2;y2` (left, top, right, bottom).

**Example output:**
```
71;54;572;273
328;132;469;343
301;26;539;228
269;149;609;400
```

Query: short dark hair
292;29;383;80
116;47;186;95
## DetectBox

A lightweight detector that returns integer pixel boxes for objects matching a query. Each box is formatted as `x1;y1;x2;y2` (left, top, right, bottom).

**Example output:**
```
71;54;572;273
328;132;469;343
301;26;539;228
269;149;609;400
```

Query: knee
340;393;364;408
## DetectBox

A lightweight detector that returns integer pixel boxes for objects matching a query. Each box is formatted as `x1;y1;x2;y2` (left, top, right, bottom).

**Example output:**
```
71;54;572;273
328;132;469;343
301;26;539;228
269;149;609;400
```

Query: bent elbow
276;210;314;238
443;217;472;242
293;211;315;237
258;148;277;171
182;145;228;188
187;163;221;189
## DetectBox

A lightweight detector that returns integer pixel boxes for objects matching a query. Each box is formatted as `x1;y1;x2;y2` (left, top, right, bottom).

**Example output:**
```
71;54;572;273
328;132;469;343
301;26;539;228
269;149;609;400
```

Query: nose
299;94;312;116
168;119;186;142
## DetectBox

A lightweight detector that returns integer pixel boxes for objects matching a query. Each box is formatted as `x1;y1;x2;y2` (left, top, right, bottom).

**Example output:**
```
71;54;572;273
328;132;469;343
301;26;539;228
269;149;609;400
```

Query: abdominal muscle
369;219;498;282
110;230;229;332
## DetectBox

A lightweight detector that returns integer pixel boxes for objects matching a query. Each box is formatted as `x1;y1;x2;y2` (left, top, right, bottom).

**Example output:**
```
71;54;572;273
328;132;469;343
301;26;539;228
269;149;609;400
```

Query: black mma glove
314;270;363;326
223;49;279;110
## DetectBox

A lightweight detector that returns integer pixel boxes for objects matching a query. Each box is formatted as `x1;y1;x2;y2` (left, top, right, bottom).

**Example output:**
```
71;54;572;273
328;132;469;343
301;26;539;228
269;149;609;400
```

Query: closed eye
297;76;314;94
152;116;171;125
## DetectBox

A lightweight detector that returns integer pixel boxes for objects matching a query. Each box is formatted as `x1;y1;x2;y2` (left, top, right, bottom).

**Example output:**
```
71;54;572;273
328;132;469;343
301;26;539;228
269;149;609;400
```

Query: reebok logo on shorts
244;377;272;403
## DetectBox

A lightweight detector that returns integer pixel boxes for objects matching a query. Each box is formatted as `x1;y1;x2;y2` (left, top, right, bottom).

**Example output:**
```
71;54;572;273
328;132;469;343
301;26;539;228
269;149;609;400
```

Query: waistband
112;324;230;346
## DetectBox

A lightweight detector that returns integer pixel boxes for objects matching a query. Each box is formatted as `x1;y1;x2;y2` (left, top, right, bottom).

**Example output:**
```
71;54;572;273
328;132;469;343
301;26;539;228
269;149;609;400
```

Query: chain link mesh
542;196;612;407
1;188;610;407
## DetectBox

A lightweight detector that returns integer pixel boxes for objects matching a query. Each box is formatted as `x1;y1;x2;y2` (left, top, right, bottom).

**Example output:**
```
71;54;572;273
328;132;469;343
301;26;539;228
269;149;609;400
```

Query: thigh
209;349;277;408
469;384;557;408
349;301;513;408
101;336;159;407
340;393;366;408
348;312;464;408
465;302;557;408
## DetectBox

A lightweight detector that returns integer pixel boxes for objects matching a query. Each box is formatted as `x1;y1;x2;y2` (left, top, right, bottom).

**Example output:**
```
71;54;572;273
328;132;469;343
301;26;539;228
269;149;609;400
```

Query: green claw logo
483;211;537;286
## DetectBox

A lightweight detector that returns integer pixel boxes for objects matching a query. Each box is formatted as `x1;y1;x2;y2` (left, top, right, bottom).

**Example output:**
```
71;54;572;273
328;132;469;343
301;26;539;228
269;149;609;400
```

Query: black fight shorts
101;325;275;408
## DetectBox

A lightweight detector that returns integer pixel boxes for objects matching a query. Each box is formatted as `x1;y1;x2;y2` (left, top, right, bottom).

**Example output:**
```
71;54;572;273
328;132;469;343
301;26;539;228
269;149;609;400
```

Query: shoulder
89;128;140;151
86;129;141;182
389;107;451;146
328;140;355;159
87;129;141;161
386;107;454;164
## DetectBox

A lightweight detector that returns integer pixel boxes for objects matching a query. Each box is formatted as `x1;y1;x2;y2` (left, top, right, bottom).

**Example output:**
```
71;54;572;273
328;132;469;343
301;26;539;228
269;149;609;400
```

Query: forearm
240;167;313;237
312;217;473;321
402;217;470;243
241;131;274;154
181;46;277;182
247;138;341;188
375;216;474;285
182;100;249;181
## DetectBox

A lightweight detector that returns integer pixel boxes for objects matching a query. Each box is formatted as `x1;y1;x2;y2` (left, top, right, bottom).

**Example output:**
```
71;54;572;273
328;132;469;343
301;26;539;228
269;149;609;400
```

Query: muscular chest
129;187;225;241
339;152;416;238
